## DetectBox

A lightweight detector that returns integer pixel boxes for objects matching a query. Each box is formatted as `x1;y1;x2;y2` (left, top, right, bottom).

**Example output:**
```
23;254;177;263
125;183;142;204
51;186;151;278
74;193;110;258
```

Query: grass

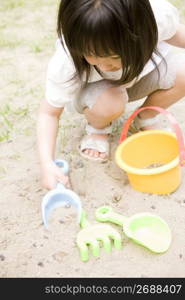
170;0;185;18
0;1;59;144
0;0;58;11
0;0;25;11
0;35;22;48
29;33;55;54
0;104;29;142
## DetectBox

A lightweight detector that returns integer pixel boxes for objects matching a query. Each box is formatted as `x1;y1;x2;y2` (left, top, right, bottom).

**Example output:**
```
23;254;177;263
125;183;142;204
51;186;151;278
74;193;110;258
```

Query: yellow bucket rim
115;130;180;176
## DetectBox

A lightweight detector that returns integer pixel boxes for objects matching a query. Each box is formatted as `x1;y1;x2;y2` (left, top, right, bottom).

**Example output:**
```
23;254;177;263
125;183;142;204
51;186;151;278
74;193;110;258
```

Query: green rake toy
95;206;172;253
76;210;122;262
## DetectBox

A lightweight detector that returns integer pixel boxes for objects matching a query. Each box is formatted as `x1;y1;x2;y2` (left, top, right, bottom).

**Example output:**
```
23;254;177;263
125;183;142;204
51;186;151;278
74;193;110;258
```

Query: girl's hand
40;161;70;190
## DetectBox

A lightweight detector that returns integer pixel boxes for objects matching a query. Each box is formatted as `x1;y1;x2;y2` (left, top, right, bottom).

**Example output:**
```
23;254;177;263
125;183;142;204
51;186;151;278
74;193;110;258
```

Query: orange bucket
115;106;185;194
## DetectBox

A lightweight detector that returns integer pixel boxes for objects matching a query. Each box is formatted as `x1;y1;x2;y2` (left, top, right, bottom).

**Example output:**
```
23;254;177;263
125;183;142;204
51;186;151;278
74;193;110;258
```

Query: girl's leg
127;53;185;130
82;84;127;159
138;63;185;120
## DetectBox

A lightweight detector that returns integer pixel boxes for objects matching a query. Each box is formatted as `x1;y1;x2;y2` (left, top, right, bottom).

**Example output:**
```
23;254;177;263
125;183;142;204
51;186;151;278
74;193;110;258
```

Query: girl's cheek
114;60;122;68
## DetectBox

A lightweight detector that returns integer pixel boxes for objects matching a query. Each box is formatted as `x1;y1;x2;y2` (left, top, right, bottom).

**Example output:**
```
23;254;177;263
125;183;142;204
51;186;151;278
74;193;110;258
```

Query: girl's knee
94;90;127;119
97;86;127;117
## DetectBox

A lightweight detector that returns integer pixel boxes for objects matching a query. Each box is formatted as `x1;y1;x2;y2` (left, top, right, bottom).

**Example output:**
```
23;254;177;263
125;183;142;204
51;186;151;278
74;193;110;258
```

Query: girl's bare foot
80;133;110;161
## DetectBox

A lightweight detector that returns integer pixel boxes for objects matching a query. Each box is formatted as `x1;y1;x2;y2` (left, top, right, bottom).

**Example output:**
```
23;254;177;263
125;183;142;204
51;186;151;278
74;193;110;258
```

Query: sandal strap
133;114;159;130
80;136;109;153
85;123;113;134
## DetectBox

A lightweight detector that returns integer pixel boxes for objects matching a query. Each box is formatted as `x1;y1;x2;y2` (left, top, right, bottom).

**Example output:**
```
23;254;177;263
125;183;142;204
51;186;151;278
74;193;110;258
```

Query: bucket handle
119;106;185;167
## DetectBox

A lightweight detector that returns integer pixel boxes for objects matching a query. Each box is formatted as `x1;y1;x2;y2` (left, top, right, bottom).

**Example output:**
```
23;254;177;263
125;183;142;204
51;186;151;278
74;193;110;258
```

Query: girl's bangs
82;35;119;57
69;23;121;58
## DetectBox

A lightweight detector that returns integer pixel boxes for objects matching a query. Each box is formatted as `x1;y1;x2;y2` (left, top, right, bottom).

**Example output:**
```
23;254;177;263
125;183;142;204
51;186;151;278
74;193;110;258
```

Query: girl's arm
166;24;185;48
37;100;69;189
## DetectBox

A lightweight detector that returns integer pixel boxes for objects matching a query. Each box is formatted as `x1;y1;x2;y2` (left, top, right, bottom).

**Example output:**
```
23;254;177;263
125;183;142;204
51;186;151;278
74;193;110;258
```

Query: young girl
37;0;185;190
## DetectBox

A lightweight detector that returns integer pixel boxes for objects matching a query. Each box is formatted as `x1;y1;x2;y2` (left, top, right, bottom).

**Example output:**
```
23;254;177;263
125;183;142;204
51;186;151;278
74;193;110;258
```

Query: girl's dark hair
57;0;160;86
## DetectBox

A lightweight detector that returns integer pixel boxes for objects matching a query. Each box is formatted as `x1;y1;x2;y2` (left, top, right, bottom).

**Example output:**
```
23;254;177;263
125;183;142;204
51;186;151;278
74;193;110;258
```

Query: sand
0;0;185;278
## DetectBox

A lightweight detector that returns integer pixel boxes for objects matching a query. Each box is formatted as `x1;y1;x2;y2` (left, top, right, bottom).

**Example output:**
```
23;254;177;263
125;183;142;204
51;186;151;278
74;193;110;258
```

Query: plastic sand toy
115;106;185;194
96;206;172;253
76;210;122;262
41;159;82;229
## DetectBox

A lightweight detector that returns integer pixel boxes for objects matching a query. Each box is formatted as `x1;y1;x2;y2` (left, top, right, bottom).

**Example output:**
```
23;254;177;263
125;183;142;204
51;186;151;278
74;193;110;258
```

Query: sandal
128;113;173;136
78;123;112;162
128;114;160;135
79;135;110;162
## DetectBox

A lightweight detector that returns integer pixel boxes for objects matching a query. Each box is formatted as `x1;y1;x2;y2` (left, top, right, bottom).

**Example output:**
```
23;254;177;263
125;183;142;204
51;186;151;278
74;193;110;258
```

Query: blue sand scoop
41;159;82;229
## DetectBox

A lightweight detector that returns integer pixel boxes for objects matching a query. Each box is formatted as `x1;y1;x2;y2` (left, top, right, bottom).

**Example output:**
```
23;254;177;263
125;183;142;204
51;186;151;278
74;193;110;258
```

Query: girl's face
84;55;122;72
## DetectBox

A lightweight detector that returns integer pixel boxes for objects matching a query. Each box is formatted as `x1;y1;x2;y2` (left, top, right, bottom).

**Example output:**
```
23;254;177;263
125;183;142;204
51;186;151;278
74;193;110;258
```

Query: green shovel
95;206;172;253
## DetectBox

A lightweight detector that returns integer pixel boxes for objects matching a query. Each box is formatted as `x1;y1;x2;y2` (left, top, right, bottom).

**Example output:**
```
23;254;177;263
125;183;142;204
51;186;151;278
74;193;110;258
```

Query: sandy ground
0;0;185;278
